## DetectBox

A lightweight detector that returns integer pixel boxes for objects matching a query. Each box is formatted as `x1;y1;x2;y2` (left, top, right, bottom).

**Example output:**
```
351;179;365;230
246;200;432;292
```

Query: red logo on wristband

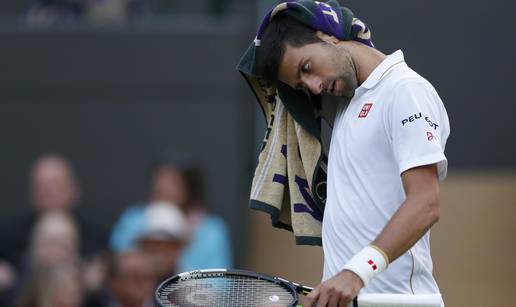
368;260;377;271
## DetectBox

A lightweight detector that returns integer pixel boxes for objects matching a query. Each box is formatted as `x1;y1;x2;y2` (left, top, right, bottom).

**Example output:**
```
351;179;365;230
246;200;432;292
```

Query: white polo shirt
322;50;450;297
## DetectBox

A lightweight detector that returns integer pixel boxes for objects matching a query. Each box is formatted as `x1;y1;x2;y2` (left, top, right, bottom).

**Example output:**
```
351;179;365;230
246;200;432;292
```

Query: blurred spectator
14;211;109;307
26;0;84;26
28;211;80;268
109;150;233;273
138;202;187;280
26;0;152;26
0;261;16;306
13;212;84;307
0;154;102;269
0;154;81;302
30;154;81;214
107;250;155;307
0;154;107;304
85;0;152;25
14;263;84;307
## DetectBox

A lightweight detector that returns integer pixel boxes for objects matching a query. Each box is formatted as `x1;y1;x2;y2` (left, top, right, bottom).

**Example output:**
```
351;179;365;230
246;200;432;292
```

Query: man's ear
316;31;339;45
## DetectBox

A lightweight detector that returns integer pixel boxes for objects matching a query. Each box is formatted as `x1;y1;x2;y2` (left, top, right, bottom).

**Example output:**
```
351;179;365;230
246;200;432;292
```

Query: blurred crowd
0;152;233;307
26;0;152;25
25;0;234;26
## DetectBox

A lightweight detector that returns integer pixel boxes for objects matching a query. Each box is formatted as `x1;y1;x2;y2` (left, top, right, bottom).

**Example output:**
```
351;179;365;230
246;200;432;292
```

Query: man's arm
372;163;440;262
304;163;441;307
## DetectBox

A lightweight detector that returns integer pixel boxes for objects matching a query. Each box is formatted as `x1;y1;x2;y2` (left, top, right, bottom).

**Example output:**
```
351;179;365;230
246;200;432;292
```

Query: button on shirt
322;50;450;296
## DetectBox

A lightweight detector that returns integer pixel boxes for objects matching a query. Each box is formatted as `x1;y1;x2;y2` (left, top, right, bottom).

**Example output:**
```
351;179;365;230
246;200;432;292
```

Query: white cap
139;202;188;242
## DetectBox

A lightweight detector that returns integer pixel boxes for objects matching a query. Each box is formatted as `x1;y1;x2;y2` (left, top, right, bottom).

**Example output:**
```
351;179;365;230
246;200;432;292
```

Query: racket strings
158;275;296;307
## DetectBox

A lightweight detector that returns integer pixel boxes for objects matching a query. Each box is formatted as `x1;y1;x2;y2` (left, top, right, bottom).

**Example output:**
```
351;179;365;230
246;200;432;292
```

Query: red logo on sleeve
358;103;373;118
427;132;435;141
368;259;377;271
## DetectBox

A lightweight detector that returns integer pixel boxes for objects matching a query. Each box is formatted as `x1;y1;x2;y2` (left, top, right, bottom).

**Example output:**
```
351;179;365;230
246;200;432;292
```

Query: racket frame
155;268;304;307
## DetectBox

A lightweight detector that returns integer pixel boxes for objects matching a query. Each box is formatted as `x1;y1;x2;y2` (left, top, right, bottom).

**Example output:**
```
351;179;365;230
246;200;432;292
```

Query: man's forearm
372;164;440;262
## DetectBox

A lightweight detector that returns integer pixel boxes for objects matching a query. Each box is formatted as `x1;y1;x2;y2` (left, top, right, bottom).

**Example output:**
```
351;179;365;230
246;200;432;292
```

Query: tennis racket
154;268;443;307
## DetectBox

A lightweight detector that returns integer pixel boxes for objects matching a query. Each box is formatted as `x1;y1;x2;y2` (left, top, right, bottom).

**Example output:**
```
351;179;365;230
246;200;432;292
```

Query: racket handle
354;293;442;307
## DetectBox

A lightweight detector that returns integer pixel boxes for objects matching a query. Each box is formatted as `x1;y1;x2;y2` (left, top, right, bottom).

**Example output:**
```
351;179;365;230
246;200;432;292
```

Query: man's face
32;213;78;266
30;159;78;212
277;37;358;98
139;238;184;276
111;252;156;307
149;167;189;209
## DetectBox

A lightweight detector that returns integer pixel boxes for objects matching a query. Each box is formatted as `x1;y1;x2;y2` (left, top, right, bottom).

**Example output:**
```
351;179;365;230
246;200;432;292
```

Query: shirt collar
358;50;406;90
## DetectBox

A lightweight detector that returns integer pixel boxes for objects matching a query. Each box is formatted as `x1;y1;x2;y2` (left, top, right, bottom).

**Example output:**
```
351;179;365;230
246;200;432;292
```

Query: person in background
0;260;15;306
109;150;233;273
29;154;81;214
84;0;152;25
14;263;84;307
26;0;151;26
107;250;156;307
0;154;107;305
0;154;82;269
26;0;84;25
13;212;84;307
27;211;81;268
138;202;188;281
0;154;82;304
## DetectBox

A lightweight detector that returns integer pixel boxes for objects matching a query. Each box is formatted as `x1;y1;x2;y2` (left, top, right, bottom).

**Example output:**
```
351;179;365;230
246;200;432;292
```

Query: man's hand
303;269;364;307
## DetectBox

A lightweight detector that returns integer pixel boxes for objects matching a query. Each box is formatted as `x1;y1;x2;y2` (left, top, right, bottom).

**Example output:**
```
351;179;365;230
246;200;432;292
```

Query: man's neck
342;41;386;85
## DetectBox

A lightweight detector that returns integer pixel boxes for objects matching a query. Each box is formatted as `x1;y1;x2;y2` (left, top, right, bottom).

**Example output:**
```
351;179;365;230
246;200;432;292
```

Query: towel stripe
251;101;285;199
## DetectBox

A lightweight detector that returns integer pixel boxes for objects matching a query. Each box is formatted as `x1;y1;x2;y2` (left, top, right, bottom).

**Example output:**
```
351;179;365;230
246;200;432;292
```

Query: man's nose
302;76;323;95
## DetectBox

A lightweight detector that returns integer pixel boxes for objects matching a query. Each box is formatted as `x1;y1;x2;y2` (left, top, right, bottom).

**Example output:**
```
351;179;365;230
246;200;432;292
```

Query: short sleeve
388;80;450;180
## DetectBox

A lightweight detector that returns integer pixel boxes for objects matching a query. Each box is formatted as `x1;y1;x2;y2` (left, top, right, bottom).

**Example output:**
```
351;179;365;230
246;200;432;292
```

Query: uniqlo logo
358;103;373;118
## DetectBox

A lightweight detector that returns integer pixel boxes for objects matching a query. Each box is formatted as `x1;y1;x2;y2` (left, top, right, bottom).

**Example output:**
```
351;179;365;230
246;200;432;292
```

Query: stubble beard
332;45;358;98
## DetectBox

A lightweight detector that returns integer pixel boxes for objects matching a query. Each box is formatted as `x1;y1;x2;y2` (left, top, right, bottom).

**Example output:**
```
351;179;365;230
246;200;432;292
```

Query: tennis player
253;3;450;307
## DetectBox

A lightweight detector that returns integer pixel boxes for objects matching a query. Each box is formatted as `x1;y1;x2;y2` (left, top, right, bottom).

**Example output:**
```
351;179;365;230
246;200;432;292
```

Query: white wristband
342;245;389;286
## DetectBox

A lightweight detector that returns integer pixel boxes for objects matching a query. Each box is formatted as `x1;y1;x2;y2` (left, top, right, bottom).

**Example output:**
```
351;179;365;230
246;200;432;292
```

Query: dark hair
148;149;205;205
255;13;321;82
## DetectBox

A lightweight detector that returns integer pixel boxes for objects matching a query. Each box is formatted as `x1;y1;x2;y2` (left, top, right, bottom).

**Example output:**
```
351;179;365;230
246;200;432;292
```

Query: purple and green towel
237;0;374;246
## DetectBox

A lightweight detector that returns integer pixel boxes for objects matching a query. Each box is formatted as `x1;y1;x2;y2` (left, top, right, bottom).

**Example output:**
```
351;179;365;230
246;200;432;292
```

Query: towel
237;0;374;245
